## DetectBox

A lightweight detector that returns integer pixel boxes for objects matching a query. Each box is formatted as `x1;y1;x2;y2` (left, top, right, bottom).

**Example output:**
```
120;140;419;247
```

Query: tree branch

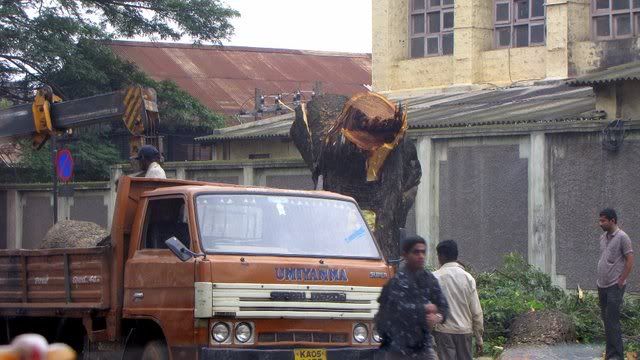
0;54;46;74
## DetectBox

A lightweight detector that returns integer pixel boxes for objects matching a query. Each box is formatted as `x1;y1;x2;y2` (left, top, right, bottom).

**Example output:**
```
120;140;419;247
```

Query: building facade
373;0;640;91
371;0;640;291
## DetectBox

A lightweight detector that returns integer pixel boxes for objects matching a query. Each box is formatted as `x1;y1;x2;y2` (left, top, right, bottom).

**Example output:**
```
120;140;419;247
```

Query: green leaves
7;132;120;183
476;253;640;358
1;0;238;101
1;0;232;182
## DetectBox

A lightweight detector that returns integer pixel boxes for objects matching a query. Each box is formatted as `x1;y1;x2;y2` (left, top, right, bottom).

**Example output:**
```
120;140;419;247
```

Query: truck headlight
235;322;252;343
372;326;381;343
211;322;230;343
352;323;368;343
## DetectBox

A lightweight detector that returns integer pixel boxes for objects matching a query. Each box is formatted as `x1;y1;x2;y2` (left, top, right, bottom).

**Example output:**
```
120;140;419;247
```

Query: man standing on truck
132;145;166;179
432;240;484;360
375;235;449;359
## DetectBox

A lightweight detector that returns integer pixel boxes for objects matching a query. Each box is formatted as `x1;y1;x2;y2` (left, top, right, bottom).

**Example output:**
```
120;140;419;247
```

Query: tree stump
290;93;421;260
507;310;577;347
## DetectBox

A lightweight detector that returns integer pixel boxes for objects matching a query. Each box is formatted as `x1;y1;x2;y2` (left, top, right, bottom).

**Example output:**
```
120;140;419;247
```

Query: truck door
123;196;195;349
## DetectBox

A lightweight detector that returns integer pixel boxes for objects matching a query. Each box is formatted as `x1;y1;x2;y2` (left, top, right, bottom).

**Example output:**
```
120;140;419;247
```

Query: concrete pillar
372;0;409;91
546;0;589;79
454;0;493;84
528;132;548;271
107;166;123;230
242;167;255;186
6;190;22;249
595;85;619;120
527;132;564;287
545;0;569;79
175;167;186;180
415;137;440;267
57;196;72;221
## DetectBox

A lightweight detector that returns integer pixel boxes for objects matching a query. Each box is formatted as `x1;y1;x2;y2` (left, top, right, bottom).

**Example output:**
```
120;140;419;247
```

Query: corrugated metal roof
197;112;295;141
108;41;371;117
569;61;640;86
196;83;598;142
396;84;596;128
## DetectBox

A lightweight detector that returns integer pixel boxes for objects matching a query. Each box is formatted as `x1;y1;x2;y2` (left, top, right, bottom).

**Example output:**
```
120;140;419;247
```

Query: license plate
294;348;327;360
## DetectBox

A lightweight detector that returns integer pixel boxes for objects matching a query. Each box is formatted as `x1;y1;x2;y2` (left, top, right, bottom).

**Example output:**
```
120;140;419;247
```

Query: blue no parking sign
56;149;74;182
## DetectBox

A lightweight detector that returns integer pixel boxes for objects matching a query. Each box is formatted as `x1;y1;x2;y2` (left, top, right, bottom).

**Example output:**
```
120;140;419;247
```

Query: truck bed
0;247;110;311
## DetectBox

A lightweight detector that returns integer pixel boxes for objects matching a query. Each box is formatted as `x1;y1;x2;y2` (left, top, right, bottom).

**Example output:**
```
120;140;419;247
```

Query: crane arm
0;85;159;156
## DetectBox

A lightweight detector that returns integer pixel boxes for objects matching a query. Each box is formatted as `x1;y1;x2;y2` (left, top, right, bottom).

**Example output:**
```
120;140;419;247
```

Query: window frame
592;0;640;40
140;195;192;251
193;192;383;259
494;0;547;48
409;0;455;58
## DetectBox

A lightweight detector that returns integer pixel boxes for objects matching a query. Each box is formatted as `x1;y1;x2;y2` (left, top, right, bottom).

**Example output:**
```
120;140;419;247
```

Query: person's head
402;235;427;271
436;239;458;266
599;208;618;232
133;145;161;171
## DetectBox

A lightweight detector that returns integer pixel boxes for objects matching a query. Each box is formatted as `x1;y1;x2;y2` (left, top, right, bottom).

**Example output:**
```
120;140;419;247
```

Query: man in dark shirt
375;235;449;359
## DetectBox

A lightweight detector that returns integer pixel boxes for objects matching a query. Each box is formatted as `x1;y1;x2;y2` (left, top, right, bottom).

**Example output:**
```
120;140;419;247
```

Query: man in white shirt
132;145;166;179
433;240;484;360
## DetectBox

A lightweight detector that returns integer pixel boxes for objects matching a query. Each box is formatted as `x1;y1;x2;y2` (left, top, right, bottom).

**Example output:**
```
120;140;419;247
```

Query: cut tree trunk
290;93;421;260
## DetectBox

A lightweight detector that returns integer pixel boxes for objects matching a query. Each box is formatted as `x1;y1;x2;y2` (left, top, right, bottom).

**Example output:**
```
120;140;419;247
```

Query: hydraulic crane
0;85;161;222
0;85;160;155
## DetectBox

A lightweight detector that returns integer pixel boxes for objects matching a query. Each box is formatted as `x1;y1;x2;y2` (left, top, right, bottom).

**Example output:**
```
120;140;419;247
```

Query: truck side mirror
165;237;196;262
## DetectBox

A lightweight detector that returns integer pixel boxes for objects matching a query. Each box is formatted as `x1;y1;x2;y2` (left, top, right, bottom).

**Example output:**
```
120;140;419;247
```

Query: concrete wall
21;193;54;249
571;39;640;77
412;127;640;291
1;185;111;249
372;0;640;90
594;80;640;120
2;160;314;250
550;132;640;291
69;191;109;229
439;142;529;272
481;48;547;84
6;128;639;291
214;139;302;161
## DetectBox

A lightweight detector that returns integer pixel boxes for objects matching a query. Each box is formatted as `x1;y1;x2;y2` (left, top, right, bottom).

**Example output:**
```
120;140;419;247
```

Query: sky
220;0;372;53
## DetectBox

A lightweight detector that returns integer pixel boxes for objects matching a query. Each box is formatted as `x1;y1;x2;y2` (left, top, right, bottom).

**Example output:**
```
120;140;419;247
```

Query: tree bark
290;94;421;260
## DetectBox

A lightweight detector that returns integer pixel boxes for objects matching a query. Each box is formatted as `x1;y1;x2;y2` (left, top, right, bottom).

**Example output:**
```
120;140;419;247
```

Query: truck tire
141;340;168;360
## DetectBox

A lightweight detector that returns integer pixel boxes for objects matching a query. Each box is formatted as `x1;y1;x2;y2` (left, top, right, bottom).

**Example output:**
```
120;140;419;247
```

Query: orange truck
0;176;392;360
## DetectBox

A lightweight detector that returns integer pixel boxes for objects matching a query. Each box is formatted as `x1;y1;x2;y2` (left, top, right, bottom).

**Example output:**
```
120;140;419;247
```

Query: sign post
54;148;74;224
56;149;74;183
51;137;57;224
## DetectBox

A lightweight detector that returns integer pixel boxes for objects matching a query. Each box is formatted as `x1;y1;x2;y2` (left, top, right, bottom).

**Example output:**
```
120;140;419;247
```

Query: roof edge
106;40;372;58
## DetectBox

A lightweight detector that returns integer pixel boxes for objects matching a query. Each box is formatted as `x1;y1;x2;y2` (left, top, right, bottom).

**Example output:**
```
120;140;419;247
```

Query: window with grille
494;0;546;48
592;0;640;39
410;0;455;57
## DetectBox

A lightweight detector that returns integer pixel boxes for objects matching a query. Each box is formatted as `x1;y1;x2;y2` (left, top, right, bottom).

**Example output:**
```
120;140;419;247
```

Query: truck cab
0;177;391;360
121;179;391;359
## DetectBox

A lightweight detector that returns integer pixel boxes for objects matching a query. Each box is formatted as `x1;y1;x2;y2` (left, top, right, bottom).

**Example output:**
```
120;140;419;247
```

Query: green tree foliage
1;0;239;101
5;133;120;183
1;0;236;182
476;253;640;358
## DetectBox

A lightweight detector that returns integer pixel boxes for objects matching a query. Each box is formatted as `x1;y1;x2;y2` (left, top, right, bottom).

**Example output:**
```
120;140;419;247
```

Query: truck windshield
195;194;380;258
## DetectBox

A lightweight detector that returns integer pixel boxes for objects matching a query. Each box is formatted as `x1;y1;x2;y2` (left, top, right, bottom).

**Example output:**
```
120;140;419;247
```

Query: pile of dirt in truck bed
40;220;109;249
507;310;576;347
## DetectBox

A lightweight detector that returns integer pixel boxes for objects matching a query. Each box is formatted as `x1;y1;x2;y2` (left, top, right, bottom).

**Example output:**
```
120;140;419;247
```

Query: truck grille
258;332;348;344
211;283;382;319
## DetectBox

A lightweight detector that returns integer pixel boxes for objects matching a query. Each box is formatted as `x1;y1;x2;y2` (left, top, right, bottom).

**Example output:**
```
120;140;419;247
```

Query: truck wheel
141;340;168;360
